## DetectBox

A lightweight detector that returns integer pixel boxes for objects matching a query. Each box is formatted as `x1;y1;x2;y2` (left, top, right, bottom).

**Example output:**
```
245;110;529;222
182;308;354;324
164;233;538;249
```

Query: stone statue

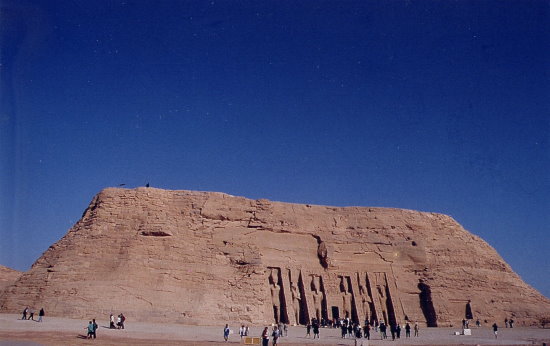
359;283;370;322
270;269;281;323
341;277;352;319
290;281;301;325
311;276;323;321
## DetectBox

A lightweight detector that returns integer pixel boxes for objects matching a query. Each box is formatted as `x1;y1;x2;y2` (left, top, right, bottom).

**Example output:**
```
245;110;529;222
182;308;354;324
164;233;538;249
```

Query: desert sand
1;313;548;346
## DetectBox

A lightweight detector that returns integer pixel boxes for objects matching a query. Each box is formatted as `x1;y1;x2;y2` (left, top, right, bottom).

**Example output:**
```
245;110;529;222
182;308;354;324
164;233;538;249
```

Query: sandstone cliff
0;266;22;294
1;188;548;326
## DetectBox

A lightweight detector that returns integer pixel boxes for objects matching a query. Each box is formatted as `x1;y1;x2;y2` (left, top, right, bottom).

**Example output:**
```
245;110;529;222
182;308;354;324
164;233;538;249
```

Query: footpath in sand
0;314;549;345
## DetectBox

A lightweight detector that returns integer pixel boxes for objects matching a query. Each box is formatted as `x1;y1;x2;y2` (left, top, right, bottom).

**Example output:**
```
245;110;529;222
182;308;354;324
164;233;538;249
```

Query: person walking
313;320;320;339
38;308;45;322
92;319;98;339
223;324;230;342
261;327;270;346
86;321;94;339
22;307;28;320
272;325;280;345
109;314;116;329
363;323;370;340
28;308;35;321
492;323;498;339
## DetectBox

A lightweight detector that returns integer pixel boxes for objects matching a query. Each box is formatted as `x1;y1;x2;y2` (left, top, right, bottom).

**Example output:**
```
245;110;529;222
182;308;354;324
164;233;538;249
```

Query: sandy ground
0;314;548;345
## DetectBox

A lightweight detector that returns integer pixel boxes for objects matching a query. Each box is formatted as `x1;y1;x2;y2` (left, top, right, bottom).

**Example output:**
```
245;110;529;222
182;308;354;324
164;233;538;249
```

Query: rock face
1;188;548;326
0;266;21;294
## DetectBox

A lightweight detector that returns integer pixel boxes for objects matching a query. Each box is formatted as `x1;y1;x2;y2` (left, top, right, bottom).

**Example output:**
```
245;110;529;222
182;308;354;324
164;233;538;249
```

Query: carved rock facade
1;188;548;326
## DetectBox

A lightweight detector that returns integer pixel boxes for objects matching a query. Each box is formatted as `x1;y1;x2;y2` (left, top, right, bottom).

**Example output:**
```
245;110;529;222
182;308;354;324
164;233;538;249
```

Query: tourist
306;321;311;337
341;321;347;338
261;326;269;346
109;314;116;329
272;325;280;345
396;323;401;339
347;322;353;337
283;323;288;336
312;320;320;339
414;321;419;336
119;313;126;329
379;321;387;339
28;308;35;321
239;325;245;338
223;324;230;342
117;314;122;329
476;319;480;327
86;321;94;339
355;324;362;338
374;319;378;332
92;319;98;339
22;307;28;320
38;308;45;322
245;325;249;336
390;323;396;340
492;323;498;338
405;322;411;337
509;318;514;328
363;323;370;339
504;318;508;328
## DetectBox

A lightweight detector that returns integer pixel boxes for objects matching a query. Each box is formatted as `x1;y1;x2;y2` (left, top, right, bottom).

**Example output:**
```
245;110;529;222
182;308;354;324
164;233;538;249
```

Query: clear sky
1;1;548;297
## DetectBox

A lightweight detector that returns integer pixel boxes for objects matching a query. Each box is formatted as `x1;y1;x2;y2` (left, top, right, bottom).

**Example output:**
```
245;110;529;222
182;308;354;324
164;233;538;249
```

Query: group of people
85;319;98;339
109;313;126;329
21;307;45;322
84;313;126;340
305;318;321;338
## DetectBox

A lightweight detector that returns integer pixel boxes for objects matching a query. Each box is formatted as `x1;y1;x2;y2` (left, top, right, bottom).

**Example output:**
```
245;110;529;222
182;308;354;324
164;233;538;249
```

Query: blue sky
1;1;548;297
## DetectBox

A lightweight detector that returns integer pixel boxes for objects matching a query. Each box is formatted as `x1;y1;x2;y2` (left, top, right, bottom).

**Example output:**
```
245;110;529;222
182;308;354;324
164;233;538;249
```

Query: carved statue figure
358;283;370;322
341;277;352;319
269;269;281;323
311;276;323;321
290;281;301;324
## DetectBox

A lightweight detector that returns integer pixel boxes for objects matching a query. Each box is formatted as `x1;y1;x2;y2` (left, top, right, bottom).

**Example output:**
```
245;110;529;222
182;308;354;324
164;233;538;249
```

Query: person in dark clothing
38;308;45;322
92;319;98;339
22;307;28;320
312;321;320;339
405;322;411;337
306;322;311;337
492;323;498;339
347;323;353;337
363;323;370;339
355;325;362;338
261;327;269;346
390;323;396;340
396;324;401;339
380;322;387;339
341;322;347;338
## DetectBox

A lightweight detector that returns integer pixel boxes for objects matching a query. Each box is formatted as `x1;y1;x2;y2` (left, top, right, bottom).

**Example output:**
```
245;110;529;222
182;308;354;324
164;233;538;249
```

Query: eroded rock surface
1;188;548;326
0;266;21;294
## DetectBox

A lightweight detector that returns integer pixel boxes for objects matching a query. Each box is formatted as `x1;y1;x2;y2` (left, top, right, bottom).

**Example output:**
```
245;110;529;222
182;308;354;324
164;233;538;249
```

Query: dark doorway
465;301;473;319
418;281;438;327
332;306;340;320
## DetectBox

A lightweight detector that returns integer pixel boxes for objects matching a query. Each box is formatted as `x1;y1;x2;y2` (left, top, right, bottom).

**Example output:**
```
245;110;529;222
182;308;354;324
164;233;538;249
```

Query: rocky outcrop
0;265;22;294
1;187;548;326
